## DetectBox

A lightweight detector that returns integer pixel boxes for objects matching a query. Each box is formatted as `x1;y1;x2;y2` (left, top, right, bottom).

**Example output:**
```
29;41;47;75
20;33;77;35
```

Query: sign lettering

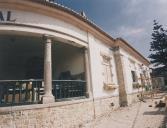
0;11;16;22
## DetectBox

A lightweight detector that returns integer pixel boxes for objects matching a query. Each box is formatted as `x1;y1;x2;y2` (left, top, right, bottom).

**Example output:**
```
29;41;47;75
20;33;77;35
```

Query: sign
0;11;16;22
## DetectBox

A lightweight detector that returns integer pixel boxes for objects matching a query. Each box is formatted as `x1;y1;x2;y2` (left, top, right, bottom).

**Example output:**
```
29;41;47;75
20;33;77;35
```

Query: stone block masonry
0;101;94;128
0;96;120;128
94;96;120;117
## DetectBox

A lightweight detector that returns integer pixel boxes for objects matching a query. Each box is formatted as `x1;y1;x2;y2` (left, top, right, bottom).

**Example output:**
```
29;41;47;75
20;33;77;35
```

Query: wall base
127;92;140;105
0;96;120;128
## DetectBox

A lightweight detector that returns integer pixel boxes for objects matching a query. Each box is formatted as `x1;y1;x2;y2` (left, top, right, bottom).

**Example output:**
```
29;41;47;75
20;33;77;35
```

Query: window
102;55;113;84
131;70;137;83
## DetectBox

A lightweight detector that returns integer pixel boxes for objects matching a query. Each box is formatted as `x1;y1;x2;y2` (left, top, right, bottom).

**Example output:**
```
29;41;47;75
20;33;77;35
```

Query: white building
0;1;151;127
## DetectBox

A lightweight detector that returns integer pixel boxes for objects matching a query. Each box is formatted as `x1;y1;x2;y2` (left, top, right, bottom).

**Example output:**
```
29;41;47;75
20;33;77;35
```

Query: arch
0;23;88;48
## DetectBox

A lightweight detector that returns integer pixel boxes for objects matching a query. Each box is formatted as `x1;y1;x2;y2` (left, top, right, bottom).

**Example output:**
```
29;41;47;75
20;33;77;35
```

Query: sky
54;0;167;58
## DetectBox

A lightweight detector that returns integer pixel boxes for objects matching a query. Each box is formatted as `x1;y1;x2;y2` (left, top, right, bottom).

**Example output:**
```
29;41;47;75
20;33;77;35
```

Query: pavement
86;93;167;128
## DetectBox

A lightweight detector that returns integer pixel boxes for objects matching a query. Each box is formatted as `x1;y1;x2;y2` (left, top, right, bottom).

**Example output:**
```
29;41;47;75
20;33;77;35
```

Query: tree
149;20;167;75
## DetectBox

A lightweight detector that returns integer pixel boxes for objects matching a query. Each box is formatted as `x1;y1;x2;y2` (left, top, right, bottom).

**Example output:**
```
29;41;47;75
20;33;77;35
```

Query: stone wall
0;96;120;128
94;96;120;117
0;100;94;128
127;92;140;105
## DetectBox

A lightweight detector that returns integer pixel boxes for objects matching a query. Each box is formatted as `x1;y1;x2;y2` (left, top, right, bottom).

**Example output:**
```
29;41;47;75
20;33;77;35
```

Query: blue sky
55;0;167;58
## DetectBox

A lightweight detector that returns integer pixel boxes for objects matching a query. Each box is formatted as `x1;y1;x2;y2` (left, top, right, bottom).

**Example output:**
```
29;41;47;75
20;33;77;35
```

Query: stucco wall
88;33;119;98
119;48;151;95
0;9;88;43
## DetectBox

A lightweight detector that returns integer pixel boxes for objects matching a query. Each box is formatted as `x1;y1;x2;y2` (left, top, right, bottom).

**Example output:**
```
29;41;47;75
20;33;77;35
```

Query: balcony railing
0;80;86;107
0;80;43;107
52;80;86;100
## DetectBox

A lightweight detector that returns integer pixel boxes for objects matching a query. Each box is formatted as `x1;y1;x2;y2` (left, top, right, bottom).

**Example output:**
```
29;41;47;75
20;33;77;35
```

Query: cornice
115;38;150;66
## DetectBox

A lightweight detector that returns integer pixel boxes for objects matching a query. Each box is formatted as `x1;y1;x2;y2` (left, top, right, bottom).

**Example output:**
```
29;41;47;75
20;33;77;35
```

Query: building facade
0;1;151;128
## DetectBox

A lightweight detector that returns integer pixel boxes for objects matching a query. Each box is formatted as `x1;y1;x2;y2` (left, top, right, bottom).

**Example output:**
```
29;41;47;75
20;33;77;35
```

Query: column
84;48;92;98
114;49;128;106
42;35;55;104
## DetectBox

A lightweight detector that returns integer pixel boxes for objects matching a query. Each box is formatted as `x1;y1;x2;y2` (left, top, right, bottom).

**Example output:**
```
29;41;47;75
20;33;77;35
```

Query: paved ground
89;93;167;128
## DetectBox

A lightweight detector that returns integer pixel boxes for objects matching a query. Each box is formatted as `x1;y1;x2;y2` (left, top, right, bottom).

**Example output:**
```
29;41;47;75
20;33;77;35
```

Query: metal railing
52;80;86;100
0;80;43;107
0;80;86;106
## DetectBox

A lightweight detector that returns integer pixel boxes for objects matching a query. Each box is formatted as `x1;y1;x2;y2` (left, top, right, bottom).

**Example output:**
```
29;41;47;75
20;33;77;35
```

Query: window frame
131;70;137;83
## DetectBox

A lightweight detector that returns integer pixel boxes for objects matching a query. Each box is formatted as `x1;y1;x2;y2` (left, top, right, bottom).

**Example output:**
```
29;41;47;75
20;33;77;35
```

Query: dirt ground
85;93;167;128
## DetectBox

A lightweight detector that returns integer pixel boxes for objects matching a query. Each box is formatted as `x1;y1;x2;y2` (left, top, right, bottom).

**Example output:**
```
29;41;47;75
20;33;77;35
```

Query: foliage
149;20;167;75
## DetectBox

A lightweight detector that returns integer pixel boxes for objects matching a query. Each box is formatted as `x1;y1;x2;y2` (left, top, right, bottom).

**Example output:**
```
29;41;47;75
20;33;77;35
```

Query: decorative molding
103;83;118;90
100;51;113;59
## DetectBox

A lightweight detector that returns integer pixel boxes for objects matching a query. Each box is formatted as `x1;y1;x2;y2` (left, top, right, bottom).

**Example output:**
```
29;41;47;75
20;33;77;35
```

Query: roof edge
116;38;150;65
25;1;150;66
27;0;115;42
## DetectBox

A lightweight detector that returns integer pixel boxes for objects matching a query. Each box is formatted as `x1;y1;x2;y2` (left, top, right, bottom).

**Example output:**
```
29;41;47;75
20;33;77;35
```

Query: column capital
43;35;53;43
81;47;88;51
110;46;120;52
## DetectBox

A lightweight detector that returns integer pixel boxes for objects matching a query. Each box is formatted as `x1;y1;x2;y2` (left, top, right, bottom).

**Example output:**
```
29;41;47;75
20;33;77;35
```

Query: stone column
42;35;55;104
114;48;128;106
84;48;92;98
